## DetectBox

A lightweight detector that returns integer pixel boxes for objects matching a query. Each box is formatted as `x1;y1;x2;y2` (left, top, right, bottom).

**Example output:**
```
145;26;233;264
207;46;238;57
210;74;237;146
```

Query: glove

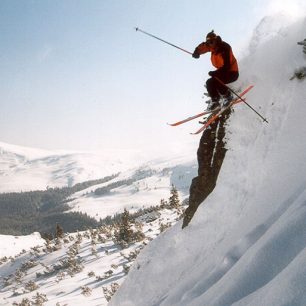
192;52;200;59
208;70;216;77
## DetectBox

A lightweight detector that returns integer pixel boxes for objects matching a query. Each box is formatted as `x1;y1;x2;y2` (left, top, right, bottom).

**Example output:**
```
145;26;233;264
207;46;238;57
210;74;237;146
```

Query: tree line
0;174;118;237
0;166;182;240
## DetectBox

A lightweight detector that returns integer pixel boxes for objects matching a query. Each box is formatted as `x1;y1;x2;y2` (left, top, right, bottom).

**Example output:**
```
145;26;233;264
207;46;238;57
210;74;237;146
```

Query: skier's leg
214;71;239;95
206;77;220;102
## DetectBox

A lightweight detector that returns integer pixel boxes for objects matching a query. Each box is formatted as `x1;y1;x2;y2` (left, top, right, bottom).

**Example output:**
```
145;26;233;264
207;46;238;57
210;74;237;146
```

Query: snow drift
110;16;306;306
0;233;45;258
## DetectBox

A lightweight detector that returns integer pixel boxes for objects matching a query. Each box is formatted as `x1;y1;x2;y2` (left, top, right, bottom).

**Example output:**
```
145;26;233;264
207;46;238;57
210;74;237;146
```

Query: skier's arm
192;42;210;58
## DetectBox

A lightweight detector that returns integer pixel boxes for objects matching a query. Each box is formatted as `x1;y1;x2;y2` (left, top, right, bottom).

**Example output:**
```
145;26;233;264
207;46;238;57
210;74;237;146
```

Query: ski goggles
206;39;216;45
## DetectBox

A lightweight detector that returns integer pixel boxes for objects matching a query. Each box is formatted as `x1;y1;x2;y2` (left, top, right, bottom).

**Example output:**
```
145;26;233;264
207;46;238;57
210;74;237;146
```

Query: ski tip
135;27;139;31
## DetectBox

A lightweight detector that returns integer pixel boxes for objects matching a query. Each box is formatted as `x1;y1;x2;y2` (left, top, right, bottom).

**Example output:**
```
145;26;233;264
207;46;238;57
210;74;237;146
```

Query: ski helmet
206;30;217;42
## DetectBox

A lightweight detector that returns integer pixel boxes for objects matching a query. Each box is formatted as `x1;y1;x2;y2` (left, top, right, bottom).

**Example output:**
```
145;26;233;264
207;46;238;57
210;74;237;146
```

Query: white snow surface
0;209;181;306
0;233;45;258
0;139;197;219
67;157;197;220
0;140;197;193
0;141;137;192
110;16;306;306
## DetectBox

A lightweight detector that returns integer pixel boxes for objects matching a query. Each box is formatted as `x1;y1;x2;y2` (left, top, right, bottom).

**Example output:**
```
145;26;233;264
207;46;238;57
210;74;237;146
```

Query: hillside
110;15;306;306
67;159;197;220
0;141;156;193
0;233;45;258
0;206;182;306
0;140;197;237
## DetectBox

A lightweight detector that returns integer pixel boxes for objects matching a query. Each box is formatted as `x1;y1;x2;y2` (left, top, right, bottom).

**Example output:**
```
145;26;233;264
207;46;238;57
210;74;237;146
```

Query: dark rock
182;109;231;228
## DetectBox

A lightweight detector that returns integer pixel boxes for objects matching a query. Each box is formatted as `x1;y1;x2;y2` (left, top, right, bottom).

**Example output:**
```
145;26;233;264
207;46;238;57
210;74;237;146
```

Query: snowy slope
68;158;197;220
110;16;306;306
0;141;196;193
0;233;45;258
0;208;181;306
0;142;141;193
0;141;136;192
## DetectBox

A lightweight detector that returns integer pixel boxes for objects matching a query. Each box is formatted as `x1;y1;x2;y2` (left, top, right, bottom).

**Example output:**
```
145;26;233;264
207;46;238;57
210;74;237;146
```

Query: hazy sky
0;0;304;152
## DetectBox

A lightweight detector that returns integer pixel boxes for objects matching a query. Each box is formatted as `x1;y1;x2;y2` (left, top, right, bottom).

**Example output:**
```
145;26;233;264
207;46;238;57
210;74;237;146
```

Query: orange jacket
194;37;238;73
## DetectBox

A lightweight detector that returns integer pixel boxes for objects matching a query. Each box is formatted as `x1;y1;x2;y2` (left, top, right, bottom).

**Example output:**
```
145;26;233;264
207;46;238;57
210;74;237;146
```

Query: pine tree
169;185;180;209
117;209;133;244
55;223;64;239
160;199;167;209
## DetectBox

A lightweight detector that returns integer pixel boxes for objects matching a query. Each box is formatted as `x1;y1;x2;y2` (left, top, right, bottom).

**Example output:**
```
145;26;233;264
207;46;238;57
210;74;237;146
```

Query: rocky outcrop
182;109;231;228
297;38;306;54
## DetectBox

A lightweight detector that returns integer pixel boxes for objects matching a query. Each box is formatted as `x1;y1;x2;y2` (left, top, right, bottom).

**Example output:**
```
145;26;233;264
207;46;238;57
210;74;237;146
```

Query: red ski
191;85;254;135
168;85;253;127
167;108;221;126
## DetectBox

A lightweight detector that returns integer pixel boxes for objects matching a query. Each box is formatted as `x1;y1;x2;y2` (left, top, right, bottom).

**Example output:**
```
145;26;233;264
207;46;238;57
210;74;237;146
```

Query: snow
0;140;198;193
0;144;196;306
68;173;175;219
109;15;306;306
0;208;181;306
0;141;159;193
0;233;45;258
248;13;296;54
67;160;196;220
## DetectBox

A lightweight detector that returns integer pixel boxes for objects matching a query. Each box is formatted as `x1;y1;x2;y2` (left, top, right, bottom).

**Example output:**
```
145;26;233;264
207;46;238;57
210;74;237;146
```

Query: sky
0;0;304;152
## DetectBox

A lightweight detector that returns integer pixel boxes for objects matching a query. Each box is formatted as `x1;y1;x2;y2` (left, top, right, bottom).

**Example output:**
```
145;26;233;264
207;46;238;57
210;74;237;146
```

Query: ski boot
207;99;220;111
222;91;233;108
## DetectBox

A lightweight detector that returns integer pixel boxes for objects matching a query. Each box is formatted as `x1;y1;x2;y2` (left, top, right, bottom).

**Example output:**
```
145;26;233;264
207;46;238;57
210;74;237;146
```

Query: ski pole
214;76;268;123
135;27;193;55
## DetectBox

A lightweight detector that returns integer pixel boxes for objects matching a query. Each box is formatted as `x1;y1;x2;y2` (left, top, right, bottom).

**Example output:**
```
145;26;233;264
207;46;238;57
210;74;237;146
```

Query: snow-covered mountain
0;141;135;192
0;145;193;305
67;161;197;220
0;207;181;306
0;141;197;193
110;16;306;306
0;140;197;224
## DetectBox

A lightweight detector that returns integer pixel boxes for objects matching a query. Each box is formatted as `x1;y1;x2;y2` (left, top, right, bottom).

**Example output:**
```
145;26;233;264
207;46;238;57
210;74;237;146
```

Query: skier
192;30;239;110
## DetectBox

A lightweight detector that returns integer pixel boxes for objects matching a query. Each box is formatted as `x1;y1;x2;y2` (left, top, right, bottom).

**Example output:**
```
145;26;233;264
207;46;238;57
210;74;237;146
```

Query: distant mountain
67;161;197;220
0;141;195;193
0;141;197;236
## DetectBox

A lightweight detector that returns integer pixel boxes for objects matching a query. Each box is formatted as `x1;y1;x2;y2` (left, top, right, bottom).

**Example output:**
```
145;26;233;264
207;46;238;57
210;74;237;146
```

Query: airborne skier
192;30;239;110
135;27;267;129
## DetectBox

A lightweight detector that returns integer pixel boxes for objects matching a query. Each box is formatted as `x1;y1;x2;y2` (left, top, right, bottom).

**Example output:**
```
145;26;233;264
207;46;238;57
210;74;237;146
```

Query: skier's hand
192;52;200;59
208;70;216;77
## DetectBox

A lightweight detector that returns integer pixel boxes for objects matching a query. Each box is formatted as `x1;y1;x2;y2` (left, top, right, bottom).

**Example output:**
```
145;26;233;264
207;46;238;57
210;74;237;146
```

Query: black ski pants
206;70;239;101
